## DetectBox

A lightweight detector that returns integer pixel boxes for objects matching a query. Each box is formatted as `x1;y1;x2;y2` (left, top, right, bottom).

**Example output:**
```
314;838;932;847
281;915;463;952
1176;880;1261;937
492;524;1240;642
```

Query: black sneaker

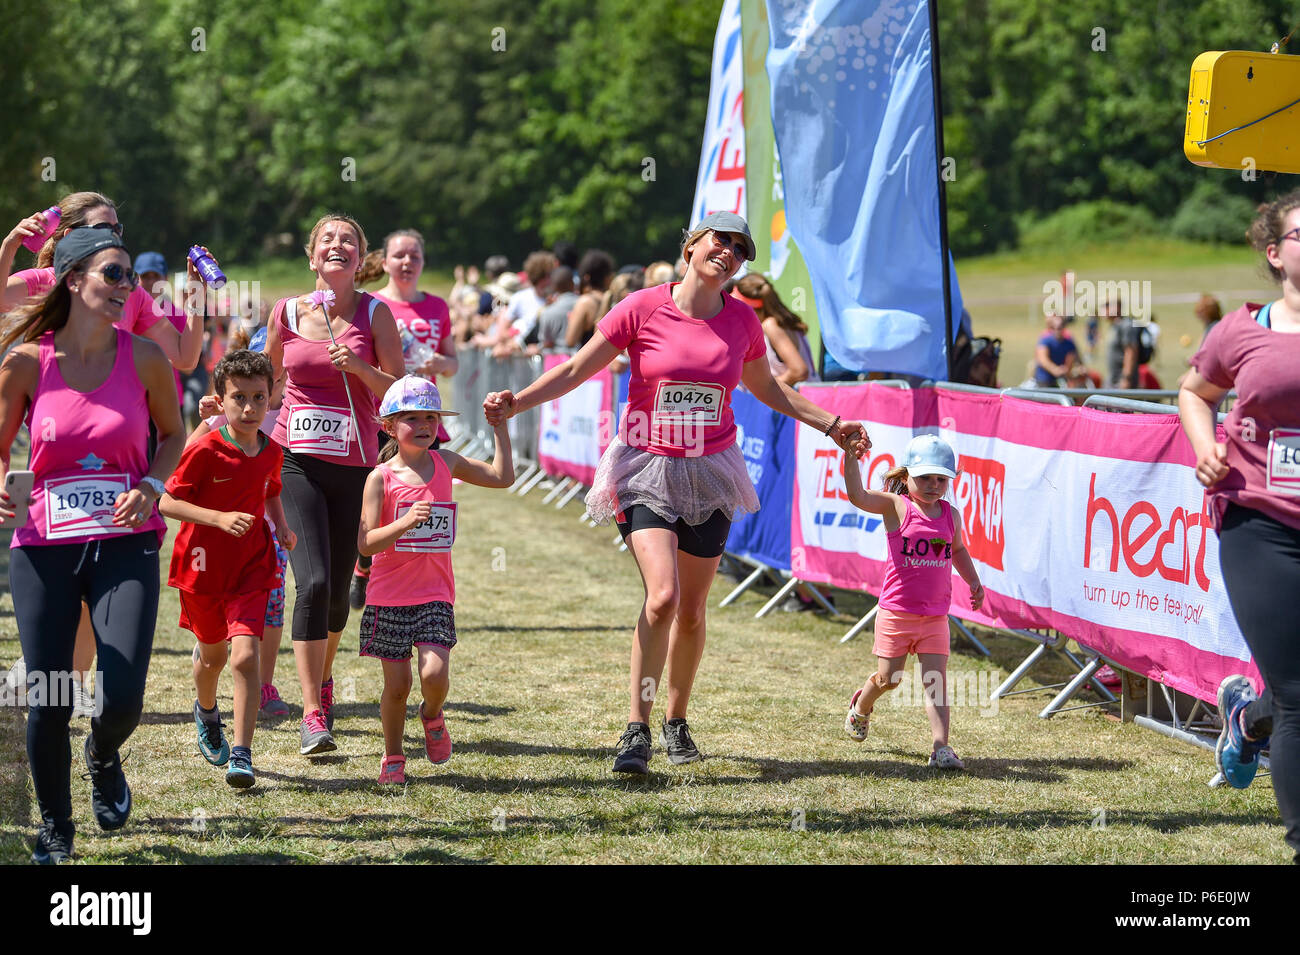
660;717;702;764
31;821;74;864
612;722;652;774
349;571;368;611
83;736;131;831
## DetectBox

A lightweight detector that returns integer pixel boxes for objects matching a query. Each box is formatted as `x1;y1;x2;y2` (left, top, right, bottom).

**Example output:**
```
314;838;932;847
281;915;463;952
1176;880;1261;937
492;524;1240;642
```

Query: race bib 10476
44;473;132;540
288;405;352;457
1266;427;1300;495
652;380;724;426
395;501;456;552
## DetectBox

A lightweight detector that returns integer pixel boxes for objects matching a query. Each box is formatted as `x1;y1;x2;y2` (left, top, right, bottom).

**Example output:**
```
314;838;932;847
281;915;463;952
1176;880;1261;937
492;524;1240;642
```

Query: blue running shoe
226;751;255;789
1216;675;1268;789
194;701;230;766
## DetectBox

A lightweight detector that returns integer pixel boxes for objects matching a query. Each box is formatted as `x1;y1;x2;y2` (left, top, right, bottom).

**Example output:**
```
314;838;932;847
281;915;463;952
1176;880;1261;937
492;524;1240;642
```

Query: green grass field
0;239;1287;864
0;476;1287;864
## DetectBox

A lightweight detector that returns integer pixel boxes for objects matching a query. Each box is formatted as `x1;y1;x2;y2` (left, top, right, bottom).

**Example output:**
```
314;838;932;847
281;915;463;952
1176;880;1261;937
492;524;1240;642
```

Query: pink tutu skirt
584;437;760;527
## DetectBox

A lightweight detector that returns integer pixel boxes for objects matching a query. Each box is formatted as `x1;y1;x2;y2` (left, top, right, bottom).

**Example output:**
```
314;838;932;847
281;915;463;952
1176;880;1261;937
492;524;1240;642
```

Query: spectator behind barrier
734;272;818;386
1030;312;1078;388
534;266;578;353
566;249;615;348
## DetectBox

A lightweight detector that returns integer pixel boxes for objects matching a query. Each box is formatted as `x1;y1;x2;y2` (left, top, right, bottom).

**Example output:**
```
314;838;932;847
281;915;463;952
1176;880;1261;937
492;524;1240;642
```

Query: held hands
1195;442;1229;488
833;420;871;459
113;488;154;528
483;390;516;425
215;511;256;537
969;581;986;612
402;501;433;530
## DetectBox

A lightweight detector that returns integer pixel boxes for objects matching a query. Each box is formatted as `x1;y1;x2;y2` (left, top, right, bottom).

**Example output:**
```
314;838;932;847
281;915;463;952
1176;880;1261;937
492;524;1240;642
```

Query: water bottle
21;207;61;253
400;324;435;374
187;245;227;289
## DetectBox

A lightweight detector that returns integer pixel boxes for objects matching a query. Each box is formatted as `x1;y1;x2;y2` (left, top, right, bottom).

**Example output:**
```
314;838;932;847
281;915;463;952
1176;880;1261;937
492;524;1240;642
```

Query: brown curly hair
1246;190;1300;282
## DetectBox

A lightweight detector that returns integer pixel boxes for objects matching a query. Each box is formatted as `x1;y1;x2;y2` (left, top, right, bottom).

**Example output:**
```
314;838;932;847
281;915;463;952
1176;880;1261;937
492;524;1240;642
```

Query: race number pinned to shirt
44;473;132;540
1267;428;1300;495
288;405;352;457
653;380;724;425
395;501;456;552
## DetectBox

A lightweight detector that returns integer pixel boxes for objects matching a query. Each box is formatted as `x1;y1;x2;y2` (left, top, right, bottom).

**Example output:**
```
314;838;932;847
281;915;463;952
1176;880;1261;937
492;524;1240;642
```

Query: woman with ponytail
734;273;817;387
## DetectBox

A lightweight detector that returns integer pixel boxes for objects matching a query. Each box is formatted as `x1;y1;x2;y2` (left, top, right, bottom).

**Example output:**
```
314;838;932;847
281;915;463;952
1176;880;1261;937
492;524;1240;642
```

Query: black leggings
1218;503;1300;861
11;534;160;828
280;449;370;641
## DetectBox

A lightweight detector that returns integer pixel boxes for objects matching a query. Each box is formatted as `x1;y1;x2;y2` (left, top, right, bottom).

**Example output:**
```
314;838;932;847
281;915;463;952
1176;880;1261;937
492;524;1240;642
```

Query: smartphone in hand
0;470;35;530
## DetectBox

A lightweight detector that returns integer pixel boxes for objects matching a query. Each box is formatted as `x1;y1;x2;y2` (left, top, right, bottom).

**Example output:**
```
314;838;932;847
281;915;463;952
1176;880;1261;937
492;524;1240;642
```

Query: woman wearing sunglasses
484;212;870;774
3;192;204;373
0;228;184;863
1180;190;1300;863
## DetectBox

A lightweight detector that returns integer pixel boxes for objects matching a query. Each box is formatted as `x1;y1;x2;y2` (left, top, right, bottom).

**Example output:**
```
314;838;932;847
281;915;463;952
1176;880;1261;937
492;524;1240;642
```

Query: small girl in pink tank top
356;376;514;785
839;434;984;770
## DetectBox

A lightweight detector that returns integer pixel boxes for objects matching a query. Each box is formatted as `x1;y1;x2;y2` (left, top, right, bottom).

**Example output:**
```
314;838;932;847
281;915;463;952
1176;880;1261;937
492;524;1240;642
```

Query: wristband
824;415;841;437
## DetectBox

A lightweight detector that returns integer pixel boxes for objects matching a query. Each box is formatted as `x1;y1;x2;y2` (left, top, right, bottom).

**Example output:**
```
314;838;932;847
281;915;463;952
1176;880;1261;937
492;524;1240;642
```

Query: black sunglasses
89;263;139;290
89;221;124;237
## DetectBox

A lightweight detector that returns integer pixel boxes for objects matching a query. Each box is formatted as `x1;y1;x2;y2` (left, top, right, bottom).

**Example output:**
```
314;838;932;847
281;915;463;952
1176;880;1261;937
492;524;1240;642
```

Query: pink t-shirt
16;267;165;336
15;328;165;547
597;284;766;457
366;451;455;608
1192;302;1300;533
878;499;956;616
375;291;452;443
271;294;381;468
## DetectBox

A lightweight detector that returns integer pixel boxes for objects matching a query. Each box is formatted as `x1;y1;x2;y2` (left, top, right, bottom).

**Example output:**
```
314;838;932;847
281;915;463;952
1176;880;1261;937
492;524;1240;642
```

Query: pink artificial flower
304;289;337;310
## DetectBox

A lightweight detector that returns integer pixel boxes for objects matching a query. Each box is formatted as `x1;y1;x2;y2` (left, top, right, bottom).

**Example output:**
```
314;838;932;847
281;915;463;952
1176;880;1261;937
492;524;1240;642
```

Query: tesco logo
955;454;1004;571
1083;473;1213;592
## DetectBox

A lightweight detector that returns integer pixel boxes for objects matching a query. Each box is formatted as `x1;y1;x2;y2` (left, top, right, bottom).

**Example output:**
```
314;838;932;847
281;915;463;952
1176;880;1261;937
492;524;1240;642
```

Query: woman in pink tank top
264;214;405;756
839;434;985;772
0;228;184;862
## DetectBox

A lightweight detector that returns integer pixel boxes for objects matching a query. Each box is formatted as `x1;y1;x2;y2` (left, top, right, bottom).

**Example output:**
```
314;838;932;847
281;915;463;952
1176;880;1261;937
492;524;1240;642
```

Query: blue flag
764;0;962;379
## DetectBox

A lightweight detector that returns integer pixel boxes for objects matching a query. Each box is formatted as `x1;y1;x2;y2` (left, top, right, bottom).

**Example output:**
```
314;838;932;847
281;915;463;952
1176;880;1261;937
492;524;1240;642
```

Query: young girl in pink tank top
839;434;985;770
357;376;513;785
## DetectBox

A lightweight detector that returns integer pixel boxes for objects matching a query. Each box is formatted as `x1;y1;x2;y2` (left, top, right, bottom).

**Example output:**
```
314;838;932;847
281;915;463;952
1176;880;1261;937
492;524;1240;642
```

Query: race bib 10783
44;473;132;540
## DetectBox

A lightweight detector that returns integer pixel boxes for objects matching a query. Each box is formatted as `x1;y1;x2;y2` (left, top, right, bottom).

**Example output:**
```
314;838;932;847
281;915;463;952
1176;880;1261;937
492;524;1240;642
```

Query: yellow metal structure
1184;51;1300;174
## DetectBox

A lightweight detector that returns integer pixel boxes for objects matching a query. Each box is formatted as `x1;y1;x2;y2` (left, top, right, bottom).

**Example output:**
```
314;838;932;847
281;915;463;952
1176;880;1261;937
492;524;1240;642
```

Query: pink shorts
872;608;950;658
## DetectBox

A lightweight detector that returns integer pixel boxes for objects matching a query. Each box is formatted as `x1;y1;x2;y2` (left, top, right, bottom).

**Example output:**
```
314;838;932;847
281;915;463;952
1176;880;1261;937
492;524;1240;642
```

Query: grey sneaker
660;717;702;764
299;710;337;756
72;678;96;718
612;722;651;774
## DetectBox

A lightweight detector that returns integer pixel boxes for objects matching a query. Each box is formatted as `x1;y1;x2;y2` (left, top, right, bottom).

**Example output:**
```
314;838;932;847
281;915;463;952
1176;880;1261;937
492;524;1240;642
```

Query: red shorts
872;608;950;658
179;590;269;644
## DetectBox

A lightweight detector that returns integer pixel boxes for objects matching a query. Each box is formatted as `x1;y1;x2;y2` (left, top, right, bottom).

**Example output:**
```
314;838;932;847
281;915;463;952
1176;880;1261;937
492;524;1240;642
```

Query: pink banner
537;355;612;486
791;383;1259;703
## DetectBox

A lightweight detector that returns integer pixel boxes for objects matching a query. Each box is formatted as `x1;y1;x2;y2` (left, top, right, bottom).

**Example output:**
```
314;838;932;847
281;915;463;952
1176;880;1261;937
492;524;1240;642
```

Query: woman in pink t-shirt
350;229;460;608
485;212;869;775
1179;191;1300;861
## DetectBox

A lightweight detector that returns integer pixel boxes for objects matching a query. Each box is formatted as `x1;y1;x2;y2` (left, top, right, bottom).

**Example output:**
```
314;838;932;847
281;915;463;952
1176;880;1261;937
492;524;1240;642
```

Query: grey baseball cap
692;211;756;261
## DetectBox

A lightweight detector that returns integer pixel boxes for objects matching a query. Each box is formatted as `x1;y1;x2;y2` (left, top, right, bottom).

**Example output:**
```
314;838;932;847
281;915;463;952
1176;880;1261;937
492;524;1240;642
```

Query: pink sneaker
419;703;452;764
320;677;335;731
259;683;290;720
378;754;406;785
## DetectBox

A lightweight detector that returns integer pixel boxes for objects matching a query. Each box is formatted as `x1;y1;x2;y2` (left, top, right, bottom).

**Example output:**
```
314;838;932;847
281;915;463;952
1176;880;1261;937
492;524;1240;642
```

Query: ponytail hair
377;413;401;463
0;281;74;352
882;464;910;496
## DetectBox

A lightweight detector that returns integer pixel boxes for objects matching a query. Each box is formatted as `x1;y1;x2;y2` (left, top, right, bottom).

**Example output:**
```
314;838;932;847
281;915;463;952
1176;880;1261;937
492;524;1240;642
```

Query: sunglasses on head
89;221;124;237
88;262;139;290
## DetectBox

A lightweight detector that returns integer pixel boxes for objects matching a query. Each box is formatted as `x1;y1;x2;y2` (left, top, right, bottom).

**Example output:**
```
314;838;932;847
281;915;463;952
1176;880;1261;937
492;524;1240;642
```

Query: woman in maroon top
1179;191;1300;862
265;214;404;755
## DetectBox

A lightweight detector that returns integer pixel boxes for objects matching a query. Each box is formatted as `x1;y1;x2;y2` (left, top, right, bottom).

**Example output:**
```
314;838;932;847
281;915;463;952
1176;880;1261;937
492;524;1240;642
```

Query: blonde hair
645;261;675;286
1247;191;1300;282
35;191;116;268
882;464;910;496
304;214;369;265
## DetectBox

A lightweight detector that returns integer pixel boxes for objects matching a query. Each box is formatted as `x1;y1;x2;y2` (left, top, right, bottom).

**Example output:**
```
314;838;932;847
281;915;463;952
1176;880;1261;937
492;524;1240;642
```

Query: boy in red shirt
161;350;295;788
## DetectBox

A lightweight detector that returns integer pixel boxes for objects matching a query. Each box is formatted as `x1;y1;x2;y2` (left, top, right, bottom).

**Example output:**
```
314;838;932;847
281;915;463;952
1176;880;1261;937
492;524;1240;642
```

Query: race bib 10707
288;405;352;457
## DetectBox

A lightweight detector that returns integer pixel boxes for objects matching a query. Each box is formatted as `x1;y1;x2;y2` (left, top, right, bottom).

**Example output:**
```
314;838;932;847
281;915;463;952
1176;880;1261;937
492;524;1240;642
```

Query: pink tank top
366;451;455;607
271;293;380;467
878;499;955;616
15;328;165;547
